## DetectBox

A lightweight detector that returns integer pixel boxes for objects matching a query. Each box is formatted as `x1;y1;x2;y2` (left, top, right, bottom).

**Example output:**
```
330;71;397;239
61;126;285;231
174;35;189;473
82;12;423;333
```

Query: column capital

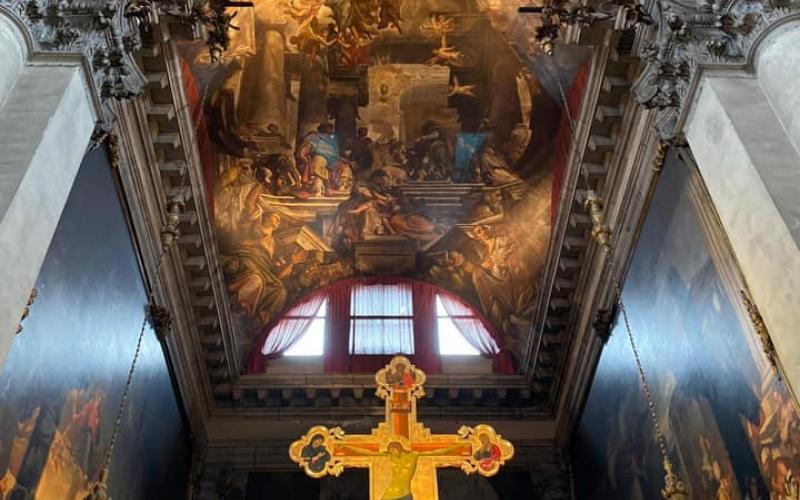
0;0;203;130
631;0;800;138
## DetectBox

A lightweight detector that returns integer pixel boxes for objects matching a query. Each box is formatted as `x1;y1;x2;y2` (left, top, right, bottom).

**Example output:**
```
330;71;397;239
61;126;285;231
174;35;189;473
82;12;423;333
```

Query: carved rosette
631;0;800;138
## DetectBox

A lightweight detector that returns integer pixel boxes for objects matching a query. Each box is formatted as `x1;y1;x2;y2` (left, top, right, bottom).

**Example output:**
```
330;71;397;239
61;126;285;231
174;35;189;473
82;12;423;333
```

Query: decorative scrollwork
741;289;782;380
630;0;800;138
519;0;653;55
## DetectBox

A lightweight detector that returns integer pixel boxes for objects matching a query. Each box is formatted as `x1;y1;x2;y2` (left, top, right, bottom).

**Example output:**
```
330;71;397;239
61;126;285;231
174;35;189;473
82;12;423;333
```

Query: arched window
249;279;513;374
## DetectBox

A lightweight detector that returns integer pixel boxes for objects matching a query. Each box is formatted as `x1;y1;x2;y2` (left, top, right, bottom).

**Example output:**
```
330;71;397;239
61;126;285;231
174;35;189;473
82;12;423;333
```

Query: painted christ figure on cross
289;356;515;500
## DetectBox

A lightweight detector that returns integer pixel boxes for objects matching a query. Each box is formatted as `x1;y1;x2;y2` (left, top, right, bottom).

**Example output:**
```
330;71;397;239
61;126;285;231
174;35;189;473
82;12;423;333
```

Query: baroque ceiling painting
179;0;590;367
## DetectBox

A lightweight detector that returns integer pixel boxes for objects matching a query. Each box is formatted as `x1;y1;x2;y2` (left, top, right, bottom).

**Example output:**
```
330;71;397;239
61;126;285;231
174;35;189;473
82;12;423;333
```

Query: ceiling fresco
179;0;590;366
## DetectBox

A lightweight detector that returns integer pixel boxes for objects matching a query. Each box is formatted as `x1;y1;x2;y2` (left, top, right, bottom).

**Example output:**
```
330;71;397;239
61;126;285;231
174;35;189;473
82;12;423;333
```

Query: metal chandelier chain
101;251;167;474
613;282;669;462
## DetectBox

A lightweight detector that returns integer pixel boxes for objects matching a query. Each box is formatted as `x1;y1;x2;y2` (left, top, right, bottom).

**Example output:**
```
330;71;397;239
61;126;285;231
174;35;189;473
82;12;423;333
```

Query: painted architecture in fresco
179;0;588;365
0;151;189;499
572;157;800;499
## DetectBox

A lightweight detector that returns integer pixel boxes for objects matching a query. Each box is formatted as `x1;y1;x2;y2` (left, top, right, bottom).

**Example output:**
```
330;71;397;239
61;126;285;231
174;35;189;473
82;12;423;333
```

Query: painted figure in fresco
409;122;452;181
473;433;502;471
269;154;302;195
343;441;465;500
301;434;332;473
337;27;372;68
377;0;401;32
466;224;535;327
224;212;290;327
214;159;262;235
330;171;440;250
330;148;355;194
297;123;339;186
287;0;339;65
352;126;374;171
419;14;463;67
472;144;520;186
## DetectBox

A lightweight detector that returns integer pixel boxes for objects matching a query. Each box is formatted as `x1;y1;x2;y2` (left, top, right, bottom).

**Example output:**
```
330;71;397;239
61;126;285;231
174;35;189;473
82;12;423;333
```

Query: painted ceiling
179;0;590;366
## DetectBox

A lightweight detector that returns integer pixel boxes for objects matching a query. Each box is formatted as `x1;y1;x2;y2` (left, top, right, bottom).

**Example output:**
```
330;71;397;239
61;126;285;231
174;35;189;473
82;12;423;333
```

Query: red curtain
551;61;591;223
246;291;326;374
438;293;514;374
247;277;513;375
411;282;441;374
323;280;354;373
180;58;216;215
323;278;442;374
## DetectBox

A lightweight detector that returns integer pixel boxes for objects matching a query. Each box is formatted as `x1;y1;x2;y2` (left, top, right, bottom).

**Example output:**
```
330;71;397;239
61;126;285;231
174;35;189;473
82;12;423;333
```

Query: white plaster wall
756;22;800;153
686;76;800;398
0;12;26;110
0;65;95;366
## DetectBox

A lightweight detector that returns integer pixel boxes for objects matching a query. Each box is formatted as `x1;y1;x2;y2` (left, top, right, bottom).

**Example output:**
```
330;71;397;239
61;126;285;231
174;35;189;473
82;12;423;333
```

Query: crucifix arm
418;444;468;457
339;445;382;457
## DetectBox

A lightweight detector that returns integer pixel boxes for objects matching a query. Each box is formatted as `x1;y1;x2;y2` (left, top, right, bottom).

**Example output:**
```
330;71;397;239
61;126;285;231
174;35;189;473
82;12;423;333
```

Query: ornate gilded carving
106;132;122;169
160;198;185;249
661;457;689;499
147;302;173;340
592;304;618;343
584;190;612;253
15;288;37;334
518;0;653;55
741;289;782;379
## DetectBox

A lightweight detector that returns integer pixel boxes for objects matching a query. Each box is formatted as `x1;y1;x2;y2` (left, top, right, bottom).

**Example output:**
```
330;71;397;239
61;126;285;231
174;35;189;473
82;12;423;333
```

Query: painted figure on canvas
572;153;800;500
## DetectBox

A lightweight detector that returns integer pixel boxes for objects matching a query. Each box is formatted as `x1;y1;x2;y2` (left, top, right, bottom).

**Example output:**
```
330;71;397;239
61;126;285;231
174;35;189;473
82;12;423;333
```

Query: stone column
683;21;800;396
237;25;286;131
297;59;329;138
0;10;98;367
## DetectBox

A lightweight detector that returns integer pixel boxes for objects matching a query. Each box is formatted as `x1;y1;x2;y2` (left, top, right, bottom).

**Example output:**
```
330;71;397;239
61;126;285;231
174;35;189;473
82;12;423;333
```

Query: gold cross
289;356;514;500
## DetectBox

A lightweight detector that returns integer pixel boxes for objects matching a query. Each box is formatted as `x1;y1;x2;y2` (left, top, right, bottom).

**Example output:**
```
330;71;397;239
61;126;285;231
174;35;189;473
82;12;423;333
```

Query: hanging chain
85;252;169;499
102;312;149;472
613;282;668;460
613;280;688;498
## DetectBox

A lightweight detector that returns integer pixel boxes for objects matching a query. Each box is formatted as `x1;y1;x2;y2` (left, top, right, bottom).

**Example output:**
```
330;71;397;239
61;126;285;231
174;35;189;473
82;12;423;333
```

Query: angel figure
449;75;477;98
420;14;455;47
286;0;324;34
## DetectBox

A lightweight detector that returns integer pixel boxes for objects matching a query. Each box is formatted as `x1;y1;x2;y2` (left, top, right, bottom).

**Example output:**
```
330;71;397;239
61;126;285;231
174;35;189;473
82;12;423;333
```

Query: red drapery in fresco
247;278;508;375
551;61;591;223
180;58;216;214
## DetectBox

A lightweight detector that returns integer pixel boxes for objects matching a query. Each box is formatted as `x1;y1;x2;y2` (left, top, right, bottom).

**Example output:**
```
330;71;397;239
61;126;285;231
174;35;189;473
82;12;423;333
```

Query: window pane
284;318;326;356
437;318;480;355
436;295;483;356
350;283;413;316
350;318;414;355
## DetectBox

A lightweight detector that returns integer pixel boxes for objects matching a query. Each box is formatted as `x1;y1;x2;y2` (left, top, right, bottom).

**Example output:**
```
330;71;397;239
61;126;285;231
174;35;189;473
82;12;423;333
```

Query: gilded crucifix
289;356;514;500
